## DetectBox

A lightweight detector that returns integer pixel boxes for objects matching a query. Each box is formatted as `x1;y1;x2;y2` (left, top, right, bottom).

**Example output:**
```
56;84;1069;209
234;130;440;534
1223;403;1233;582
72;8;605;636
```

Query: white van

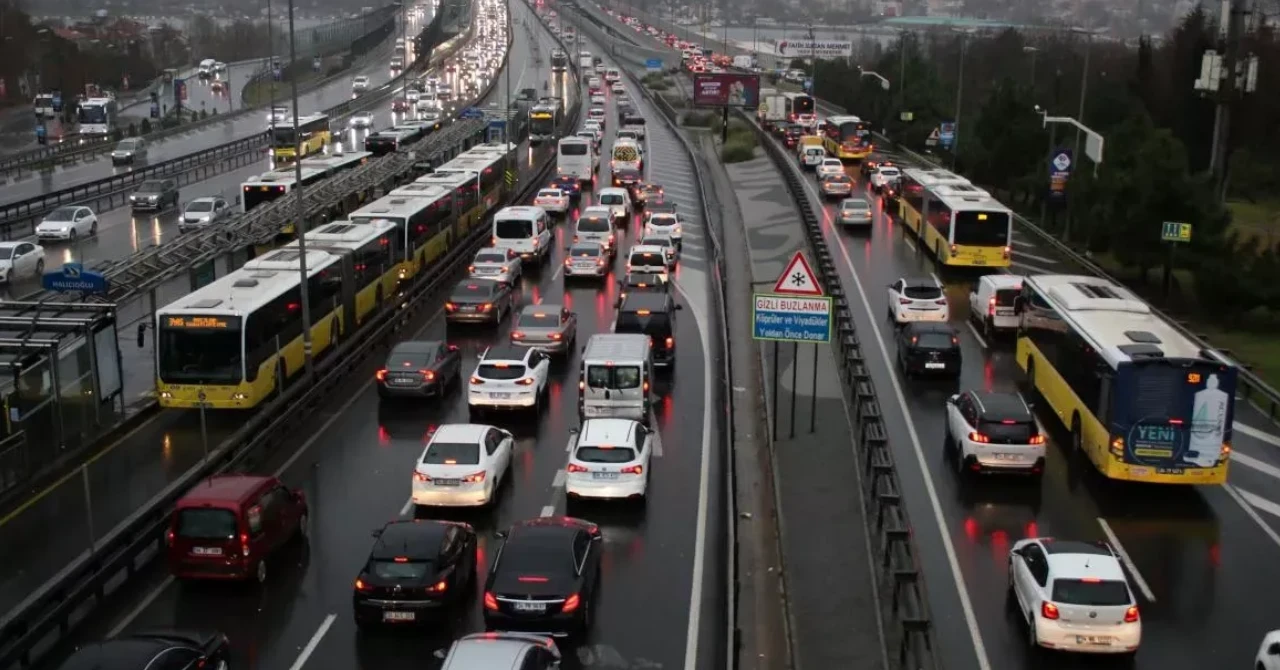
198;58;216;78
557;137;596;183
626;245;669;276
491;206;551;264
611;139;643;172
604;67;621;83
801;144;825;169
579;334;654;424
968;274;1025;336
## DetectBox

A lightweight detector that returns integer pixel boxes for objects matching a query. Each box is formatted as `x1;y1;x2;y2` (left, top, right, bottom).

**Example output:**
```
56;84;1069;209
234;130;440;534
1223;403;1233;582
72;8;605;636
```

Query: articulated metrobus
822;114;873;160
897;168;1013;267
156;248;349;410
240;150;371;214
1016;274;1237;484
272;113;331;160
281;220;402;326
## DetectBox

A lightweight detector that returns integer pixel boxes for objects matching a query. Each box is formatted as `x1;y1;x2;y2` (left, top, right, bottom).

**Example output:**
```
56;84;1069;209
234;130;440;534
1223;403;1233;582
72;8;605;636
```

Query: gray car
445;278;515;325
838;197;873;226
376;340;462;400
179;196;231;232
469;247;522;285
510;304;578;355
110;138;147;165
440;632;560;670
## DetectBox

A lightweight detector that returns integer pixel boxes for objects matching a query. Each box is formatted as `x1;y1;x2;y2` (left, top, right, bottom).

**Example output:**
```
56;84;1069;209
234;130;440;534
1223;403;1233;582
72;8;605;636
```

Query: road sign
939;121;956;149
43;262;108;294
460;107;484;119
1051;151;1073;172
1161;221;1192;243
776;39;853;58
645;58;663;72
504;169;516;187
772;251;824;296
752;294;832;343
925;127;940;147
173;78;187;104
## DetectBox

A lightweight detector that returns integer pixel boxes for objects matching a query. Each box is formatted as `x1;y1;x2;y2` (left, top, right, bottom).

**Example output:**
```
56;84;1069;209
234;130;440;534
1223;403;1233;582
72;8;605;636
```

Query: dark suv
896;322;962;378
129;179;179;212
613;292;682;367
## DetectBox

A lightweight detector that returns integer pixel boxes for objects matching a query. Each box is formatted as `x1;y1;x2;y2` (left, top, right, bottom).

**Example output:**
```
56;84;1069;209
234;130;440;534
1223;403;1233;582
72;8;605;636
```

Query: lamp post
951;30;969;169
1024;45;1038;89
286;0;315;378
266;0;275;124
1071;27;1096;161
1037;106;1106;241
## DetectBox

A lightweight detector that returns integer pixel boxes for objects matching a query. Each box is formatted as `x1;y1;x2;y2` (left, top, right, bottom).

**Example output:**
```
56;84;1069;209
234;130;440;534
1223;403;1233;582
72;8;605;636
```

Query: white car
179;196;231;232
0;241;45;283
563;242;610;279
410;423;513;508
640;233;678;266
565;418;653;501
590;92;606;105
581;122;603;144
405;89;421;103
644;212;682;247
887;276;948;324
944;390;1045;476
351;75;370;93
816;158;844;180
36;206;97;241
467;344;552;419
596;187;632;224
1008;538;1142;655
869;166;901;193
348;111;375;128
266;106;290;127
587;107;606;125
1258;631;1280;670
469;247;522;285
533;188;569;215
610;82;625;94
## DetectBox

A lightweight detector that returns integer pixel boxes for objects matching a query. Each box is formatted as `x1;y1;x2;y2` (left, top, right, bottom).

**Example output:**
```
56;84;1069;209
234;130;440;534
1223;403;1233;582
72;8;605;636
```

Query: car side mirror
494;530;508;539
947;394;958;404
371;528;383;538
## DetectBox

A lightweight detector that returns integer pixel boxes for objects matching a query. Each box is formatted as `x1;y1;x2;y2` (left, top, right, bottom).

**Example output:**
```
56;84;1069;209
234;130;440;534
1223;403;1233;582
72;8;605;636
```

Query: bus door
337;252;360;330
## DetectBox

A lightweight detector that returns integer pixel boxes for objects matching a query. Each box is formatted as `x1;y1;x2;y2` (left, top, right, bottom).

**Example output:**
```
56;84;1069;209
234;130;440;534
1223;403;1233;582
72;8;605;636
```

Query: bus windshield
158;321;243;383
272;126;301;146
530;113;555;136
952;210;1010;246
78;106;108;124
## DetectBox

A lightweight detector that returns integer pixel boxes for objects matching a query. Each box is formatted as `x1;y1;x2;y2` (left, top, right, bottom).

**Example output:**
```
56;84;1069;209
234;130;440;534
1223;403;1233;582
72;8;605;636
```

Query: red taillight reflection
483;591;498;609
376;368;387;381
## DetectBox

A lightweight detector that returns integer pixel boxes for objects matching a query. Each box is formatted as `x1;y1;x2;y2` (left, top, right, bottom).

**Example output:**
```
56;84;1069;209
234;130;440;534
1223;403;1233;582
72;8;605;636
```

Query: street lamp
859;70;890;90
950;30;972;169
1024;45;1038;88
286;0;316;378
1036;104;1105;239
1069;27;1101;160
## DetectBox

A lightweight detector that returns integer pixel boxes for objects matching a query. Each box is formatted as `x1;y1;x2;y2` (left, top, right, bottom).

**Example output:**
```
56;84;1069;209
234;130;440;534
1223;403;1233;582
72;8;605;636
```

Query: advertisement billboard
775;39;854;58
692;73;761;108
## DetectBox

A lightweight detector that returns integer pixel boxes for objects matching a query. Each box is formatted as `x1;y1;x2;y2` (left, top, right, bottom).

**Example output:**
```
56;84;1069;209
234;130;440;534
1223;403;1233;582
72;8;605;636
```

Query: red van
167;475;308;583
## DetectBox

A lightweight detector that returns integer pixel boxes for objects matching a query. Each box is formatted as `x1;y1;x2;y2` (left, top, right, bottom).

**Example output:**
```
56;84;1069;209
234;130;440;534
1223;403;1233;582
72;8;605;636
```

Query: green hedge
721;138;756;163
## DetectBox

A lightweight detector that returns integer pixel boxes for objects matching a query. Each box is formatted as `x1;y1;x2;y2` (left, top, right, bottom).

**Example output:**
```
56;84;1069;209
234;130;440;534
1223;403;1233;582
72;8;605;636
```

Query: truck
579;51;593;70
759;94;787;130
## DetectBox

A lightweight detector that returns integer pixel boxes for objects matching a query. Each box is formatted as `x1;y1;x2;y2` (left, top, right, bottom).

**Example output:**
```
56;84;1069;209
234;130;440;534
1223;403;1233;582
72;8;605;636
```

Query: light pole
1072;28;1095;161
266;0;276;124
951;31;968;169
286;0;315;378
1024;45;1038;89
1038;106;1106;241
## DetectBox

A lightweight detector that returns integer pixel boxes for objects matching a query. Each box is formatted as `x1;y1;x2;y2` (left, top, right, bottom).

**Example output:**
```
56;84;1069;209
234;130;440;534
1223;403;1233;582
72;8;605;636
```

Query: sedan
57;632;230;670
445;278;515;325
820;173;854;199
348;111;375;128
644;212;682;247
36;206;97;241
179;196;231;232
549;175;583;201
470;248;522;285
411;423;513;508
838;197;873;226
533;188;570;216
510;304;578;355
590;92;606;105
816;158;845;181
376;340;462;400
353;519;477;626
0;241;45;283
611;82;625;94
562;242;610;280
483;517;602;637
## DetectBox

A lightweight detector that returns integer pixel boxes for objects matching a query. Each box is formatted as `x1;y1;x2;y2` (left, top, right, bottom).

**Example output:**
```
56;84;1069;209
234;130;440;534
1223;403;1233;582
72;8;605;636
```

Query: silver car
510;304;578;354
838;197;873;226
563;242;609;279
110;138;147;165
179;196;231;232
348;111;375;128
469;247;522;285
439;632;560;670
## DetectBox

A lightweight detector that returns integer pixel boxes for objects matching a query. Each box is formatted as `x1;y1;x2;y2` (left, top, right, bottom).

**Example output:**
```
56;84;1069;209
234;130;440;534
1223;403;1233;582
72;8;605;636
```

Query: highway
12;5;726;670
1;14;425;206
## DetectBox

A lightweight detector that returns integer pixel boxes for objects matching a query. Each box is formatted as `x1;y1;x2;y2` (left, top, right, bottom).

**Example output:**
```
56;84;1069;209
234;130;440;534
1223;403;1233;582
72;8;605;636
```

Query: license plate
459;305;477;312
972;259;986;265
392;378;417;385
1130;466;1151;476
384;611;416;622
996;309;1014;316
192;547;223;556
434;479;461;486
490;392;512;399
925;362;945;369
593;472;619;480
1076;635;1111;645
584;406;602;416
513;601;546;612
995;453;1021;461
476;268;497;274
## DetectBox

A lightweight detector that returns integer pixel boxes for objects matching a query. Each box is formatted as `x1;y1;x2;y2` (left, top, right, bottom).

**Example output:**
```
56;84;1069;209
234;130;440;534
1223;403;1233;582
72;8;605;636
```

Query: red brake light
1168;418;1184;425
936;299;948;305
428;579;448;593
1003;246;1011;259
988;297;996;316
414;471;430;482
1080;577;1102;583
468;265;475;272
511;331;525;339
621;465;643;474
355;578;370;591
420;369;435;381
665;336;674;348
969;432;990;443
480;303;493;312
463;471;486;483
514;377;535;386
240;532;249;557
596;259;605;267
376;368;387;381
550;333;562;340
1040;602;1060;619
567;463;588;473
470;376;485;385
1029;435;1046;445
445;302;456;311
1124;606;1139;622
484;591;498;609
561;593;581;613
899;298;911;305
518;575;549;583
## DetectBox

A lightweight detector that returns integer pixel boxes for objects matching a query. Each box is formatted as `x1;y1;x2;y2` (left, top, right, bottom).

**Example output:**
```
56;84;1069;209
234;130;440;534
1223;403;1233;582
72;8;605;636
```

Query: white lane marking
1224;483;1280;551
552;260;565;282
1235;422;1280;448
1231;451;1280;480
1095;518;1157;602
108;574;176;637
1011;238;1035;248
400;498;414;516
565;434;577;452
552;469;567;488
1237;487;1280;520
965;320;989;350
929;272;941;285
902;237;916;253
287;614;337;670
539;504;556;517
1011;250;1059;265
798;165;993;670
651;418;664;457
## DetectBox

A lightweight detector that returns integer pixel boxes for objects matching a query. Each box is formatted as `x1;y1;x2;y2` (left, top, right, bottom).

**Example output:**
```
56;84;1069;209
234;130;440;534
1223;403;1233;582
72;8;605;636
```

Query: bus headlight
1109;437;1125;457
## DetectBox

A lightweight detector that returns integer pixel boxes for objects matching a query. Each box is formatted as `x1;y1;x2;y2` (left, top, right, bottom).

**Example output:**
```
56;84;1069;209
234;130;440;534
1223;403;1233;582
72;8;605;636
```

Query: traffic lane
183;62;258;117
815;168;1280;669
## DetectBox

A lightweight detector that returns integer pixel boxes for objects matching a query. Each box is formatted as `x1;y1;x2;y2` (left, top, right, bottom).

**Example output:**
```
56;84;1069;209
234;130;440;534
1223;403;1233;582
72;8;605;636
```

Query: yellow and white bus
281;220;402;326
271;112;331;161
1015;274;1237;485
155;248;347;409
897;168;1012;267
241;150;370;214
822;114;872;161
348;186;455;282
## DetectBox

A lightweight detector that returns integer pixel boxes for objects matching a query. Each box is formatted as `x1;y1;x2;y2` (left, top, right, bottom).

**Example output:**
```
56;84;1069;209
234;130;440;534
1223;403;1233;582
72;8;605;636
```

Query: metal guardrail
0;13;568;668
0;137;114;175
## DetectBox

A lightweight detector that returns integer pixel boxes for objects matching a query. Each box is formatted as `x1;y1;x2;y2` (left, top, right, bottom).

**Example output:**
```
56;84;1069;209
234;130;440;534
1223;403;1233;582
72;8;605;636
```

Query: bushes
683;111;715;127
713;116;759;163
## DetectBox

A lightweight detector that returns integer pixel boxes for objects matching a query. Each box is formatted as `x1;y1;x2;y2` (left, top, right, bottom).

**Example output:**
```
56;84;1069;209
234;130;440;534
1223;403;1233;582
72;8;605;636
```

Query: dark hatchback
896;322;962;377
614;292;682;367
612;167;642;189
57;631;229;670
783;124;804;148
483;517;602;638
376;340;462;400
129;179;179;212
550;175;583;201
445;278;514;325
353;519;478;628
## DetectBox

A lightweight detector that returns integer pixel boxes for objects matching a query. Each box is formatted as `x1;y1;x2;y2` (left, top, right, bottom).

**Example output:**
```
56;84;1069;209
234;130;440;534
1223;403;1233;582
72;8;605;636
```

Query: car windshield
139;181;165;192
117;140;138;150
903;285;942;300
826;175;852;184
518;312;560;328
176;508;237;540
576;446;637;463
599;194;624;205
1051;578;1131;606
586;365;641;389
186;201;214;212
915;332;954;349
45;208;76;222
560;142;588;155
577;217;610;233
843;199;870;210
650;216;677;227
478;363;526;380
371;559;431;580
423;442;480;465
879;169;900;177
475;251;508;264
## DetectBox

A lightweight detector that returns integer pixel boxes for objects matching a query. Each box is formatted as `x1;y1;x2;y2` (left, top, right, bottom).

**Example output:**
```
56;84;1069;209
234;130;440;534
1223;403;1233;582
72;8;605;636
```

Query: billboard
692;73;761;108
775;39;854;58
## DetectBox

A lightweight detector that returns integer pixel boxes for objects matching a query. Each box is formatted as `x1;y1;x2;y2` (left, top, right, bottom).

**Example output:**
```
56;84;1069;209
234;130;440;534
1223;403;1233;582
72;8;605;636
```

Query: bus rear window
952;211;1010;246
560;143;588;156
1051;579;1130;606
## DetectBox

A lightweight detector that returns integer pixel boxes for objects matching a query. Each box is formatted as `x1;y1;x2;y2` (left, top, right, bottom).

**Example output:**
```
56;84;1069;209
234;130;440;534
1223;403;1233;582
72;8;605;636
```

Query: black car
614;291;682;367
612;167;642;189
636;183;663;206
615;271;669;305
58;631;229;670
782;124;803;148
616;101;636;121
353;519;478;628
483;517;602;638
645;201;677;223
377;340;463;400
896;322;962;378
550;175;583;201
129;179;179;212
446;278;516;325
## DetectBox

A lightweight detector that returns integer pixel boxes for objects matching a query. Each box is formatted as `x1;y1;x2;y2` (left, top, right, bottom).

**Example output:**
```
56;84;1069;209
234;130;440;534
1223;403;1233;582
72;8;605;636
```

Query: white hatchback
888;276;948;324
467;345;552;418
816;158;845;180
36;206;97;241
0;241;45;283
533;188;569;215
565;418;653;501
411;423;513;508
644;212;682;247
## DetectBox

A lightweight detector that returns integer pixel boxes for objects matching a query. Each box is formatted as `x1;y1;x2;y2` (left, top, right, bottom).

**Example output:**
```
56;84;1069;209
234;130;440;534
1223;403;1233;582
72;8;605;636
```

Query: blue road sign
460;107;484;119
43;262;108;294
173;78;186;105
646;58;663;72
1049;148;1073;201
939;121;956;148
803;78;813;93
752;294;832;343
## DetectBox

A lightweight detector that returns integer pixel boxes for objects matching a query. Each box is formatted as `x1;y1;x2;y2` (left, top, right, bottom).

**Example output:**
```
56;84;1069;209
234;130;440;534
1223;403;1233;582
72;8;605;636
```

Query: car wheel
297;513;309;540
983;316;993;340
1026;614;1039;649
69;229;78;241
90;221;98;236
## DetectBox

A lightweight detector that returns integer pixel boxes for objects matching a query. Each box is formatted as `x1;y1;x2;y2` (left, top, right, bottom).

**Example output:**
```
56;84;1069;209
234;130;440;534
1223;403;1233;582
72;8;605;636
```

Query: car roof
598;186;627;193
454;278;499;292
442;637;533;668
580;418;638;445
59;636;192;670
482;343;533;362
432;423;491;442
1039;540;1127;581
619;292;671;312
389;340;442;354
982;274;1025;289
371;519;449;560
967;391;1032;420
0;241;23;249
179;474;273;507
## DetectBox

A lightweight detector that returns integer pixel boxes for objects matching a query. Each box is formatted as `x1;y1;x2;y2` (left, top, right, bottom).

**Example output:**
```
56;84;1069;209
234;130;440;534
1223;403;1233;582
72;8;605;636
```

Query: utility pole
287;0;315;378
951;32;966;169
267;0;275;124
1208;0;1252;200
897;31;907;115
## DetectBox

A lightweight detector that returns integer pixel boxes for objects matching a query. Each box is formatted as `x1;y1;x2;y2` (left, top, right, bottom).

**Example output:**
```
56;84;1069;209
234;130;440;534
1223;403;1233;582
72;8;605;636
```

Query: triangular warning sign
772;251;824;296
928;127;941;140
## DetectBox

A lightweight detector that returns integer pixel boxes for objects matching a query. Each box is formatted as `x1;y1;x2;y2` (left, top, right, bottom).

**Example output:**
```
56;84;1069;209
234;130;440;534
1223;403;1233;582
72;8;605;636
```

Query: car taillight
427;579;448;593
484;591;499;609
899;298;911;305
1029;434;1046;445
565;258;572;267
240;532;250;557
491;236;498;245
1124;606;1139;622
376;368;387;381
567;463;588;473
355;578;370;591
969;432;990;443
468;265;475;272
621;465;643;474
420;369;435;381
470;376;485;385
480;303;493;312
949;244;957;256
462;471;486;483
515;377;535;386
445;302;456;311
596;259;605;267
665;337;674;348
550;333;562;340
573;235;579;242
511;331;525;339
988;297;996;316
166;529;174;546
1003;246;1011;259
414;471;430;482
1040;602;1060;619
561;593;581;613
